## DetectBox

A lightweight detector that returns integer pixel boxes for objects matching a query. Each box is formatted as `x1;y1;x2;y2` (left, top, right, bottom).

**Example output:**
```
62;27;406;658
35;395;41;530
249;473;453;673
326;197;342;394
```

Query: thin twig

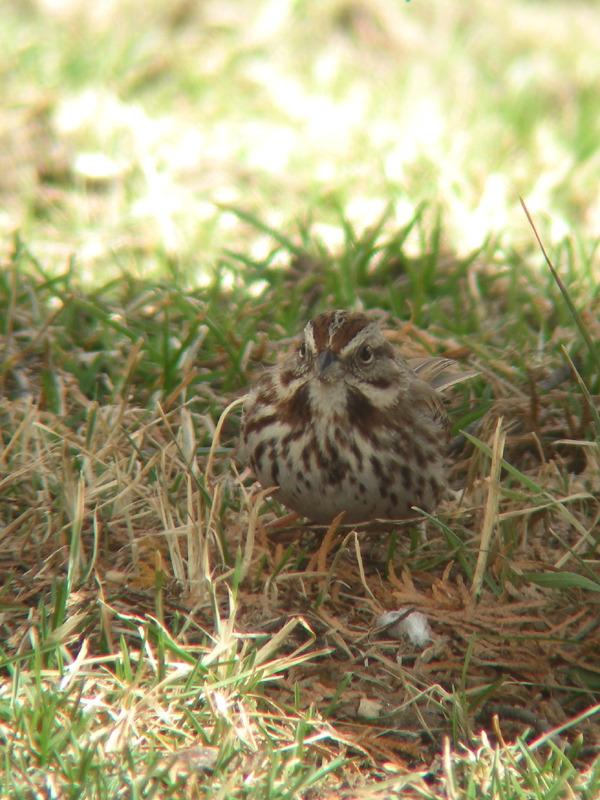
471;417;505;599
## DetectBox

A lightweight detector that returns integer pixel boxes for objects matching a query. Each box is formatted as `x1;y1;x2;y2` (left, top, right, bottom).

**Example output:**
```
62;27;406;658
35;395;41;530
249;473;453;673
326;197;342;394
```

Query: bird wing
407;377;451;444
408;357;478;392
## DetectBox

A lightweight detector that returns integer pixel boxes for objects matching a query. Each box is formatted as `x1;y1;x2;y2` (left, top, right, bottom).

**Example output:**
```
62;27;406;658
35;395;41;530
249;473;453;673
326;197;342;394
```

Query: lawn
1;0;599;797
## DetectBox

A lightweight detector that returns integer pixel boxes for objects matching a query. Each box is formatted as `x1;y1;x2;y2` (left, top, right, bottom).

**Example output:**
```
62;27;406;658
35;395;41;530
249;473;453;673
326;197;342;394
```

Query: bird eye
359;345;373;363
298;342;307;359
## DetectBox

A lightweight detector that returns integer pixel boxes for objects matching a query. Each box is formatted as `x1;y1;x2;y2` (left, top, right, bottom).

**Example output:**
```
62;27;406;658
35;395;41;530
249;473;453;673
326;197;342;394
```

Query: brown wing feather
408;357;478;392
407;377;450;445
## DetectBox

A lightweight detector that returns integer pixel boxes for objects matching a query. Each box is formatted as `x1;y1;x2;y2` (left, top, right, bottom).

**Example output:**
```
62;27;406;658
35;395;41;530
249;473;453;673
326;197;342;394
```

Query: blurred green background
2;0;599;284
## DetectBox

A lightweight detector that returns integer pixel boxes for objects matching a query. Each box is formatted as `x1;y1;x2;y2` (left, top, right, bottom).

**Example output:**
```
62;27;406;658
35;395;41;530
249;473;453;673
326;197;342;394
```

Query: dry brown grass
1;253;599;797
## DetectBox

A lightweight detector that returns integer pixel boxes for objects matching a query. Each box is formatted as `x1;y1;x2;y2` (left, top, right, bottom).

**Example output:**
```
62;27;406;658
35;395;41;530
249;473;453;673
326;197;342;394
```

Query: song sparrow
241;310;452;524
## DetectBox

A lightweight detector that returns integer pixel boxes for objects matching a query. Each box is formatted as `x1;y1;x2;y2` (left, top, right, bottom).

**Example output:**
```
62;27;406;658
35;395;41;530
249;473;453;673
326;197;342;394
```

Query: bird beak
316;348;339;379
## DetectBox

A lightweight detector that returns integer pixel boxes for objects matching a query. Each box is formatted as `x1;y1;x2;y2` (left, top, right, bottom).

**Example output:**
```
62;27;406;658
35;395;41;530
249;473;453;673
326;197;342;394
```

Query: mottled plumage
241;310;451;524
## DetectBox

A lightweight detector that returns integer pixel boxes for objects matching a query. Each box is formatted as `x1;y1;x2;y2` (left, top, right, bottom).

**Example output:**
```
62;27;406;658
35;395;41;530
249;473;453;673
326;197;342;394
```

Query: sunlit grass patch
2;0;600;283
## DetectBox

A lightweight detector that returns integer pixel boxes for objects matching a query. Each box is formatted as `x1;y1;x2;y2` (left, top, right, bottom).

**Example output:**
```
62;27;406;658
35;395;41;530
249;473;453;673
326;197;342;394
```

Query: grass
1;0;600;797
